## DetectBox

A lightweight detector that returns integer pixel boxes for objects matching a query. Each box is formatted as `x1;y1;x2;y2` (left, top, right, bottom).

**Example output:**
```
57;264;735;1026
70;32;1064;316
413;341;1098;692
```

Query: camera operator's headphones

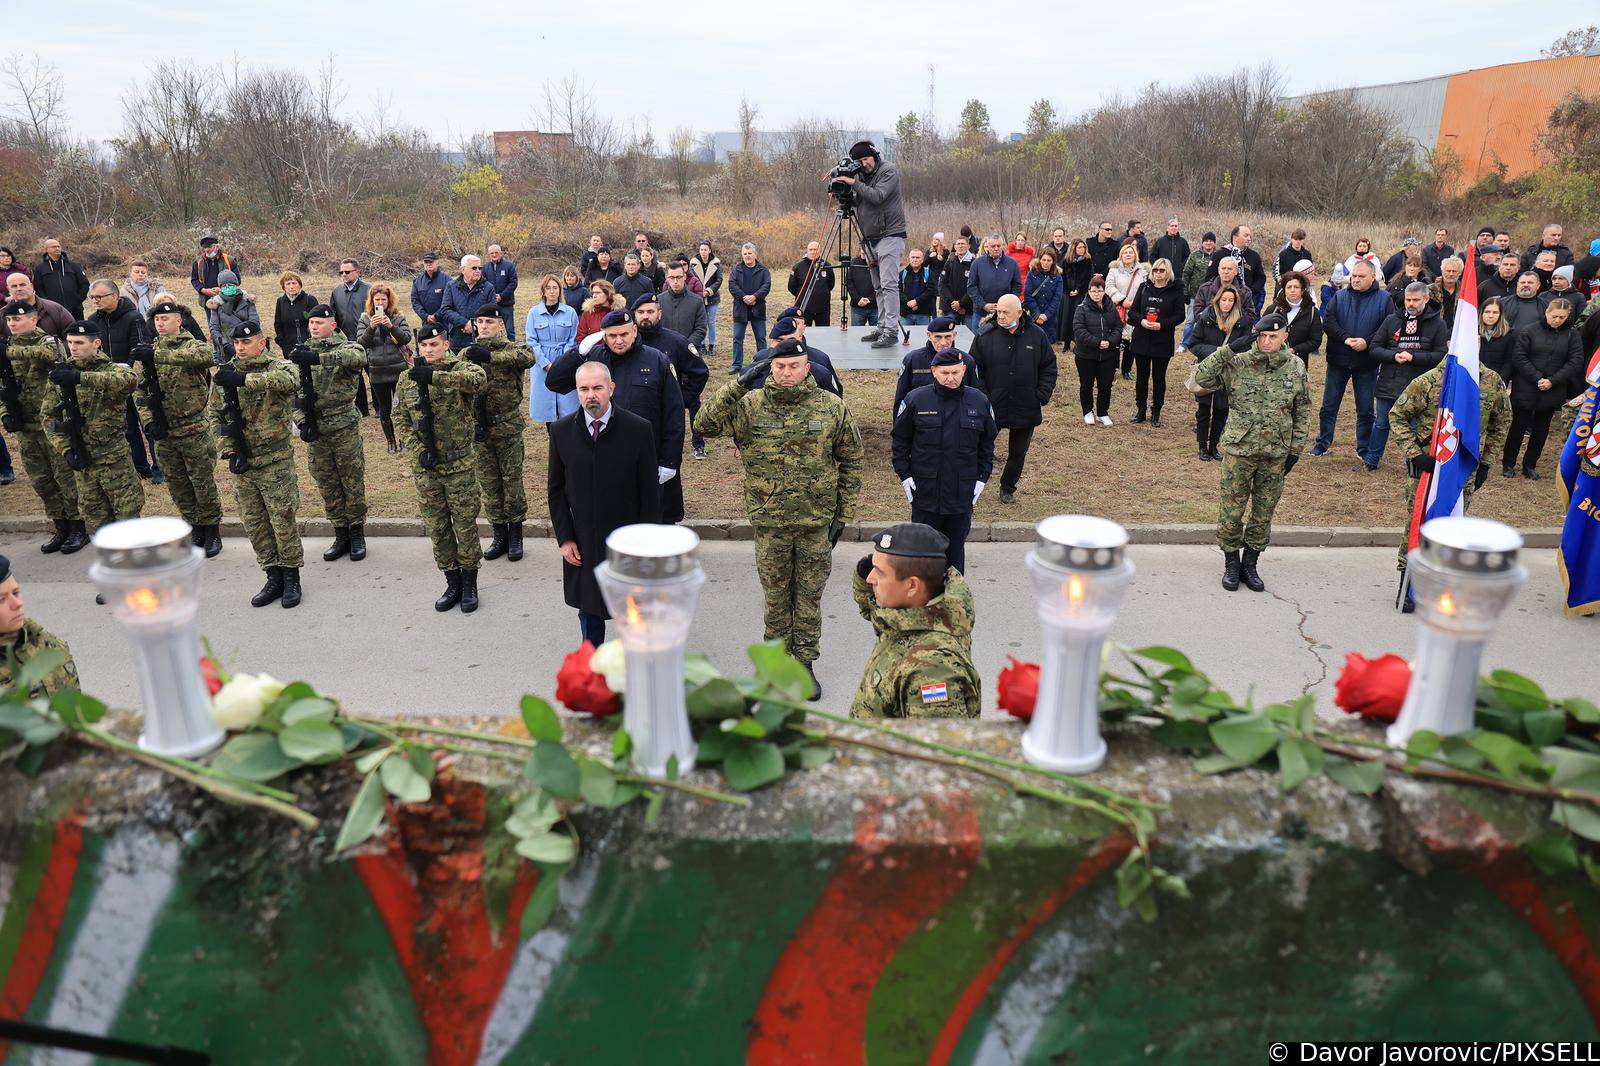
848;140;880;161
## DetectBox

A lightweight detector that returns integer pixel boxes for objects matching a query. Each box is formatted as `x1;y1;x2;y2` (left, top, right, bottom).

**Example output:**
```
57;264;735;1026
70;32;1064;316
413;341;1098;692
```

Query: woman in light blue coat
526;273;580;422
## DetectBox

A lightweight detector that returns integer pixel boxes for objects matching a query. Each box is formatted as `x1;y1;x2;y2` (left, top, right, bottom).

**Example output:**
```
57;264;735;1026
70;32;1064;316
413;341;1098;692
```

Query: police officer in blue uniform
745;308;844;397
893;315;981;416
891;348;997;573
631;291;710;469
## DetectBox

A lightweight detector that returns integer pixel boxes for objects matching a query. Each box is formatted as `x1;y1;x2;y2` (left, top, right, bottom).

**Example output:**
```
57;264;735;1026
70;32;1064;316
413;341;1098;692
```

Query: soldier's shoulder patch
920;682;949;705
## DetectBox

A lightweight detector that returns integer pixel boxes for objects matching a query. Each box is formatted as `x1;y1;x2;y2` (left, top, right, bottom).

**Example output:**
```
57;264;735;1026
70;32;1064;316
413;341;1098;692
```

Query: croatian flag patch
920;682;948;704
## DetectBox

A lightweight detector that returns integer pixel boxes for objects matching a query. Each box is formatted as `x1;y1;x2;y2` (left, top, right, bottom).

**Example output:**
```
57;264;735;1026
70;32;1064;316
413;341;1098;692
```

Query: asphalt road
4;534;1589;722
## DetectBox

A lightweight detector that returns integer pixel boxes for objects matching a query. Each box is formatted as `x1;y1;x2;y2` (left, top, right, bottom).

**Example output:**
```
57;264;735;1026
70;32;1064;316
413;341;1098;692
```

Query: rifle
413;359;440;470
132;342;168;441
219;364;252;475
291;344;320;443
50;348;89;471
0;337;22;433
465;344;491;443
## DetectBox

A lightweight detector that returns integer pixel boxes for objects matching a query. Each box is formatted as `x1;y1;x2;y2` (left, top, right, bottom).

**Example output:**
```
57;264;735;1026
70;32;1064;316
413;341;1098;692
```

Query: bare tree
218;68;305;218
117;61;217;222
727;97;768;218
0;53;64;151
1221;64;1284;208
525;76;622;219
47;143;115;228
668;125;696;196
770;117;841;211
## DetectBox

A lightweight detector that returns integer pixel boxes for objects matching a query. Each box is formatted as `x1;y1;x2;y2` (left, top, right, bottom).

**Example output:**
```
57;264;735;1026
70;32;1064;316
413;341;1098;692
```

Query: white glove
578;331;605;356
902;477;915;503
973;481;986;504
657;466;676;485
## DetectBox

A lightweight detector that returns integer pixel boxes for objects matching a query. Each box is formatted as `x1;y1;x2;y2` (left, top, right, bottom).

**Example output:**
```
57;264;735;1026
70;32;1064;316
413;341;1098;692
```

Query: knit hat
217;270;240;287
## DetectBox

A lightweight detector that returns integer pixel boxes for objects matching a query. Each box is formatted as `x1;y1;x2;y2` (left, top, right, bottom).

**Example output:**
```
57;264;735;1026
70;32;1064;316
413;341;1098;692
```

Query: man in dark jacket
1088;222;1121;277
1422;229;1454;277
438;256;497;351
1311;261;1391;462
1273;229;1311;291
613;253;655;307
940;238;974;325
845;256;878;327
1526;224;1574;270
1478;253;1520;304
727;243;771;372
330;260;370;342
3;275;73;339
547;360;661;647
1122;220;1149;263
190;236;241;302
894;316;979;416
786;241;835;326
1366;283;1448;470
632;291;710;475
1152;219;1191;281
88;280;160;482
34;239;89;321
659;261;708;348
970;294;1055;504
1381;238;1420;287
892;349;997;573
968;236;1022;320
410;253;449;326
485;244;519;340
1208;226;1267;312
834;140;905;349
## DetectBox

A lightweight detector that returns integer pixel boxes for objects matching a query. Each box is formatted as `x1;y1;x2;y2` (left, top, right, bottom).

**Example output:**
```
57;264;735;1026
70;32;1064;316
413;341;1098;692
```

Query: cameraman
833;140;906;350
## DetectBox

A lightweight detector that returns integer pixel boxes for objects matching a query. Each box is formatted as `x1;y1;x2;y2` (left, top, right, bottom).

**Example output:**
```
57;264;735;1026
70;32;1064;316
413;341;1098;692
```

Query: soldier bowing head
928;315;958;352
930;348;967;389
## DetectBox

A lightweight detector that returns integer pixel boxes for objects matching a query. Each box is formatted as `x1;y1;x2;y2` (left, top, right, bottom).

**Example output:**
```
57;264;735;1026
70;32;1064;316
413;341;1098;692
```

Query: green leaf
520;863;570;938
720;718;767;738
1524;710;1568;747
51;690;105;729
666;754;680;782
612;728;632;759
1166;675;1214;720
1276;736;1323;792
747;642;813;701
335;771;387;851
723;741;786;791
1209;712;1279;766
696;730;732;765
524;741;581;799
1192;753;1249;775
1542;746;1600;789
687;677;747;720
1485;670;1548;714
1525;829;1581;875
354;747;392;774
644;790;665;823
1115;857;1155;921
1562;698;1600;724
506;793;560;838
214;732;305;782
1130;646;1194;672
406;746;436;781
515;830;577;865
1406;730;1444;763
1325;756;1386;795
281;697;337;726
578;758;620;807
1438;736;1488;773
752;701;794;734
786;743;833;770
520;695;562;742
684;653;722;689
1150;719;1213;754
277;721;345;764
0;703;48;734
1552;801;1600;844
380;754;432;804
1469;732;1549;782
12;649;65;698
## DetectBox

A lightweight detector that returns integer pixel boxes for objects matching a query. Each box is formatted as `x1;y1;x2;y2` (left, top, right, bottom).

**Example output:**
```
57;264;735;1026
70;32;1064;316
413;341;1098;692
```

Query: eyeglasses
339;269;355;275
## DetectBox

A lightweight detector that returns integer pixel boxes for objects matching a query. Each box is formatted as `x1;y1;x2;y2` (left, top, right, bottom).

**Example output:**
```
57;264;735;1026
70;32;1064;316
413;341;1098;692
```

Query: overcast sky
11;0;1586;147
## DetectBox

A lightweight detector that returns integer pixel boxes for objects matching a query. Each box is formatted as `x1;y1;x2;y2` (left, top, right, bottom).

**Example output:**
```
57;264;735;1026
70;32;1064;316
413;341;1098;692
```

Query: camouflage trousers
75;455;144;533
307;422;368;526
235;453;303;570
155;429;223;526
18;427;80;521
1217;453;1287;553
753;526;833;664
416;463;482;572
475;421;527;524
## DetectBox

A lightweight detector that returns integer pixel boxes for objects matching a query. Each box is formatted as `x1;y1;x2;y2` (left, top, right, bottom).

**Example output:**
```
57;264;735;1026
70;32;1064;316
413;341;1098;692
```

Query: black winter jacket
275;290;316;353
1127;280;1185;358
1478;330;1515;384
1188;310;1251;361
1072;296;1123;361
90;297;151;364
1370;305;1449;401
972;321;1056;428
1509;321;1584;412
1270;296;1324;362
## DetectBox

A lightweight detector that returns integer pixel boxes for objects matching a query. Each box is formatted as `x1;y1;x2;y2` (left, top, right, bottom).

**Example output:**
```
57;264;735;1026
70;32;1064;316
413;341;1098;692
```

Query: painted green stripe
0;820;60;983
18;832;102;1025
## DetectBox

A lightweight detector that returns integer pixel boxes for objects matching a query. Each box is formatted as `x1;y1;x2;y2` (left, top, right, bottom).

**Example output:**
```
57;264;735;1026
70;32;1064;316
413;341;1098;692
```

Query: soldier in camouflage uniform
464;305;535;562
695;337;863;699
42;321;143;533
0;554;79;698
396;323;488;613
210;321;305;608
1388;360;1512;584
288;304;370;563
146;300;224;557
1192;312;1310;593
851;523;980;719
3;302;86;554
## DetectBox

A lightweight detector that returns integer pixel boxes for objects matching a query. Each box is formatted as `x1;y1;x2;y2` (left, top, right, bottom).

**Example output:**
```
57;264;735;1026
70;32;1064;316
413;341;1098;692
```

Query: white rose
589;640;626;695
211;672;286;731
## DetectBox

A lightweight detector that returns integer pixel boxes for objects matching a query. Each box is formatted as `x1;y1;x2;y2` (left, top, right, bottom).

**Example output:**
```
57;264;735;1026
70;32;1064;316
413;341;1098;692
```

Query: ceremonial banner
1557;343;1600;617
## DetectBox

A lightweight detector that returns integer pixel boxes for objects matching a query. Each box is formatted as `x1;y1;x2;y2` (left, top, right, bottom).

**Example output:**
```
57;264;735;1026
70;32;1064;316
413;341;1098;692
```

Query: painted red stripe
0;816;85;1063
747;794;981;1066
926;835;1133;1066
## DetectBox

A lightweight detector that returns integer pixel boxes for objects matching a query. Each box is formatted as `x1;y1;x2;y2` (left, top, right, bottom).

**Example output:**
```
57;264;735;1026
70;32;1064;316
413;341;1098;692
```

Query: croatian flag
1557;341;1600;616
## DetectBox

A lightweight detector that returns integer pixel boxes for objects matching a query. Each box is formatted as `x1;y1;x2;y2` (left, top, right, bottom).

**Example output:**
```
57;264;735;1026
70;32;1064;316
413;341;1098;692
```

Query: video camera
827;156;864;209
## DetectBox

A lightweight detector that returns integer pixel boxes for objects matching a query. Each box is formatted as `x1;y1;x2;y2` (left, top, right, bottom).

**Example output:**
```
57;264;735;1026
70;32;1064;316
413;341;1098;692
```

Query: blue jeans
579;611;605;647
732;318;766;370
1316;363;1378;454
705;305;718;351
967;311;981;333
1181;306;1199;349
903;312;930;326
1367;397;1414;467
851;306;878;327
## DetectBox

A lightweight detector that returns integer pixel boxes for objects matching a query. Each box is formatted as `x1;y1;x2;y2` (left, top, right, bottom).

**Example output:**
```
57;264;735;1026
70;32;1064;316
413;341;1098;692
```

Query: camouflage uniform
8;330;80;522
1389;363;1513;570
299;336;369;527
43;352;143;531
0;619;78;698
210;351;303;571
395;354;488;572
695;374;863;664
470;336;536;524
1193;341;1310;552
849;563;980;718
144;334;222;527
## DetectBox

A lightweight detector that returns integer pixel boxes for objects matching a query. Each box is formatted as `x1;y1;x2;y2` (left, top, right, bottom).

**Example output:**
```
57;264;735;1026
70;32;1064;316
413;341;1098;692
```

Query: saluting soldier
4;302;86;553
0;554;78;698
211;321;304;608
42;321;143;536
146;299;224;557
289;304;370;563
463;305;535;562
396;323;488;613
851;523;981;719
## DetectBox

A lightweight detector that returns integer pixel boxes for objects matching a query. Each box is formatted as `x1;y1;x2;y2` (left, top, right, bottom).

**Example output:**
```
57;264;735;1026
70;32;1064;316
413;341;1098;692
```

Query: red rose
199;656;224;696
555;642;621;717
997;657;1040;721
1334;653;1411;723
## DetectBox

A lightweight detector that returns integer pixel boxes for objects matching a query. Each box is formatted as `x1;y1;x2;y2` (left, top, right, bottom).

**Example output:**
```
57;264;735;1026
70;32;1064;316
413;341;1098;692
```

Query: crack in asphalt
1267;586;1330;697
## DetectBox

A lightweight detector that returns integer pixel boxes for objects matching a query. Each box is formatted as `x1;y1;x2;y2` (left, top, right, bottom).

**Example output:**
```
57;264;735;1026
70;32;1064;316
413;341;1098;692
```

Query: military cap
775;305;802;321
931;348;964;367
65;320;102;338
1254;312;1288;333
768;317;800;340
600;309;632;328
3;301;36;318
873;523;949;559
307;303;336;319
770;338;807;360
473;304;503;320
150;300;182;317
416;323;448;341
0;553;9;584
421;251;438;262
231;321;262;339
629;292;658;310
928;315;957;332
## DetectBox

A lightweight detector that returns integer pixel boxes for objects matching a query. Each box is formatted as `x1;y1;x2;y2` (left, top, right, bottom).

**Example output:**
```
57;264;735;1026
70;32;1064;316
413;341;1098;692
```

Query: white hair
461;254;482;268
741;242;757;254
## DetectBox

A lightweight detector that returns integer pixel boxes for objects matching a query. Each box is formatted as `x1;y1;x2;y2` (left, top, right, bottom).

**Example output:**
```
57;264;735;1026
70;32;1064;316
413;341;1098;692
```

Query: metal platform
813;324;978;369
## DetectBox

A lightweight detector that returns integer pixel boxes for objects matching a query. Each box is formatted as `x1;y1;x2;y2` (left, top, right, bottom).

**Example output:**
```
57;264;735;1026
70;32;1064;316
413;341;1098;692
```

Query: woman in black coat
1060;239;1094;350
1126;259;1186;426
1270;272;1324;365
1503;298;1584;479
274;271;316;353
1476;299;1514;384
1071;274;1122;424
1188;288;1251;461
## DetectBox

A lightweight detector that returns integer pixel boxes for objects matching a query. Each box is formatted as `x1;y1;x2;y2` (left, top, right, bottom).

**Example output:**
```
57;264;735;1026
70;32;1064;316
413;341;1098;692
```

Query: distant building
1291;51;1600;193
492;130;575;167
694;130;891;164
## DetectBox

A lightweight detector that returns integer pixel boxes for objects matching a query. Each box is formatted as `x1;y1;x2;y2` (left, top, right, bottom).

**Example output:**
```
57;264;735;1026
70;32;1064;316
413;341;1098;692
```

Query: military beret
421;251;438;262
600;309;632;328
768;317;799;340
150;301;182;317
66;320;102;338
629;292;658;310
3;301;36;318
416;323;448;341
307;303;336;319
931;348;964;367
775;305;802;321
0;553;9;585
873;522;948;559
474;304;502;320
928;315;957;332
1254;312;1288;333
770;338;807;360
231;321;262;339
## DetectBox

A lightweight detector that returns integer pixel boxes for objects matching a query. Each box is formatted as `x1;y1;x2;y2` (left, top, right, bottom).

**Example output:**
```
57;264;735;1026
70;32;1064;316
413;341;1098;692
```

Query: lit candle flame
1437;591;1456;616
625;595;642;626
124;587;161;615
1066;574;1086;606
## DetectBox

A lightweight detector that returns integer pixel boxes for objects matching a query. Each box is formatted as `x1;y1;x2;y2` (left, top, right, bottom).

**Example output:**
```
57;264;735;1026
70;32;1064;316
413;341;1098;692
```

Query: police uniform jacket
891;382;997;515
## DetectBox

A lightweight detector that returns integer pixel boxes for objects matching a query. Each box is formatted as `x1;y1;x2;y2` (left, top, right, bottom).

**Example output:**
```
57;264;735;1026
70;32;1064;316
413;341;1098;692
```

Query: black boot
203;523;222;559
323;527;350;561
434;569;462;612
507;523;524;562
805;662;821;702
381;418;399;453
459;569;479;613
348;523;367;561
1131;410;1146;424
58;520;89;555
191;523;205;547
483;522;509;561
1150;410;1162;429
251;567;284;607
1240;548;1265;592
40;519;69;554
1222;550;1241;592
280;567;301;609
1198;444;1214;461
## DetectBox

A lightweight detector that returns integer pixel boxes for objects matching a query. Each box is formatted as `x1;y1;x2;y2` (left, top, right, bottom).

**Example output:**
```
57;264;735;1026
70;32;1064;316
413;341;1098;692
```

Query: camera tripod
793;204;911;346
